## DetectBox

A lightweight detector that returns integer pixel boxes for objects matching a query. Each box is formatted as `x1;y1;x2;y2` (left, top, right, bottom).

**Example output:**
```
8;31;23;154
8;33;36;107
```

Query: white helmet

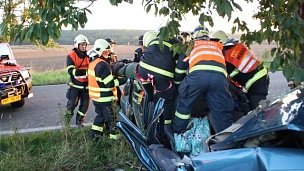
92;39;110;57
210;30;229;43
192;25;209;40
74;34;89;48
143;31;158;47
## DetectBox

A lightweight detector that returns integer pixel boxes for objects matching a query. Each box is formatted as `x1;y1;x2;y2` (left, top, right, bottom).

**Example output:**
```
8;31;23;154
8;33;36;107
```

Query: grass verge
0;127;141;170
31;69;69;86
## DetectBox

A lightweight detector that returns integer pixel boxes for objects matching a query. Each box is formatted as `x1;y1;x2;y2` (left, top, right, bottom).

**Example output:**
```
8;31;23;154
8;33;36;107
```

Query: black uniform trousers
66;86;89;116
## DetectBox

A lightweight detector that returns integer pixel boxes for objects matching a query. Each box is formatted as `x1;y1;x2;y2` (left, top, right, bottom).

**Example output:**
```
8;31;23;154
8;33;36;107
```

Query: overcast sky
75;0;260;33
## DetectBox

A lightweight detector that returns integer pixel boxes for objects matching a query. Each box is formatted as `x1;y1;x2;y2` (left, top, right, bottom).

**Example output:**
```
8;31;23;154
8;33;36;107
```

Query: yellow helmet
210;30;229;43
143;31;158;47
192;25;209;40
74;34;89;48
92;39;110;57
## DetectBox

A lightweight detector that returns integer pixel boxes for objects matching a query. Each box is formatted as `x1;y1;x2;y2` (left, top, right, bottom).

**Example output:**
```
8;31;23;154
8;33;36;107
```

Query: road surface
0;71;291;133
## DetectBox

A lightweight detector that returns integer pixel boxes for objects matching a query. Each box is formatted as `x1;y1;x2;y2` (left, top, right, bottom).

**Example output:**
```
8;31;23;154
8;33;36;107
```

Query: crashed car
117;76;304;171
0;43;33;108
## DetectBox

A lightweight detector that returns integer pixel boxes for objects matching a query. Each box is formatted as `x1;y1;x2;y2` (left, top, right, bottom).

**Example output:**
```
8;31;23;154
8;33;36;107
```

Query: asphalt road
0;71;291;133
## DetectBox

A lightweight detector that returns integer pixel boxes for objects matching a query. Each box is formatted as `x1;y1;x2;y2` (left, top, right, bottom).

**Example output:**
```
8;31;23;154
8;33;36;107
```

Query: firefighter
137;30;183;143
211;30;269;110
65;34;90;126
172;25;234;134
87;39;127;140
133;35;144;62
105;37;123;107
105;37;118;64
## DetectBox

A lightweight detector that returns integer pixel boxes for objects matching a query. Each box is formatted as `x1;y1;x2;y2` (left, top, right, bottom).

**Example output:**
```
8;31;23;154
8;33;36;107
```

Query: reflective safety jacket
187;40;227;76
88;57;125;103
66;48;90;89
224;43;260;73
224;43;267;92
139;38;182;82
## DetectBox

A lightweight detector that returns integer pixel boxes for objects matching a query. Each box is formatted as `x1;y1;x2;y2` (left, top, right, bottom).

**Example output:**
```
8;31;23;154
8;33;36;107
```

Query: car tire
11;98;25;108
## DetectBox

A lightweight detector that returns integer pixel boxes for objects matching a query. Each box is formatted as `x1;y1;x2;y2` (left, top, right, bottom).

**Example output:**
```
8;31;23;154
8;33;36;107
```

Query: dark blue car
117;79;304;171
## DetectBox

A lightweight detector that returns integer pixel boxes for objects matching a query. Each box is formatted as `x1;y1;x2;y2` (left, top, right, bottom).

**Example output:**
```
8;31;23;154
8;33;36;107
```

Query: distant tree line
57;29;148;45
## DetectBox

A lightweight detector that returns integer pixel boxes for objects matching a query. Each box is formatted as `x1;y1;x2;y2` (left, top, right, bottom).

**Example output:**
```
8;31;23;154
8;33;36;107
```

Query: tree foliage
0;0;90;45
1;0;304;83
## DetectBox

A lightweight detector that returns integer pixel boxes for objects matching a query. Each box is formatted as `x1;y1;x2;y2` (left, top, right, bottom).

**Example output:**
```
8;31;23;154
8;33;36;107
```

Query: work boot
76;113;85;127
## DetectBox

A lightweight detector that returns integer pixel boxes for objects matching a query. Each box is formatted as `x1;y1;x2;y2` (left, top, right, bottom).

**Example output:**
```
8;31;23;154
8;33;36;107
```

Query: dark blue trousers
174;70;234;133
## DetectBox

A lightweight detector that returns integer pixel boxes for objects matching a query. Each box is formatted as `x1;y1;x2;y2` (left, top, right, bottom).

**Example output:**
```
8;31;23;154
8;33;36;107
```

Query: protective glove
113;62;125;76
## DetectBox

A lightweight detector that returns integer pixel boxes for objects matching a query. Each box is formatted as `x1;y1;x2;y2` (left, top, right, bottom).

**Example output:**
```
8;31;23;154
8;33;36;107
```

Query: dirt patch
12;45;137;72
11;44;273;72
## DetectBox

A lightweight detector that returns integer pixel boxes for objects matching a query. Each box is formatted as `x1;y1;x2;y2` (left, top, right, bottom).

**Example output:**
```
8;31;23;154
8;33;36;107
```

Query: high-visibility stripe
114;79;119;87
189;65;227;77
175;111;191;120
88;86;113;92
103;74;114;85
190;45;222;57
189;51;224;64
245;68;268;91
66;65;75;70
72;69;76;76
175;68;187;74
109;133;120;140
77;110;85;116
88;69;95;76
229;69;240;78
91;125;103;132
139;61;174;78
174;81;180;84
132;98;141;104
90;95;116;102
68;82;86;89
238;52;252;71
133;91;143;103
149;40;172;48
164;120;172;124
241;57;257;73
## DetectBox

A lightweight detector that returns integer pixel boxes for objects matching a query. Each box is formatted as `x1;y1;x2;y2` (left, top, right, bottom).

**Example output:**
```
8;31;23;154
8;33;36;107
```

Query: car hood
0;63;25;72
208;84;304;147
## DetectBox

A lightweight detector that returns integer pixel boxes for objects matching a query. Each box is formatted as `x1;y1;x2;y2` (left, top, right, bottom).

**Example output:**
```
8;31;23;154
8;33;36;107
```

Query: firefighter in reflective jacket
87;39;127;140
172;26;234;134
137;31;182;138
211;30;269;109
65;34;90;126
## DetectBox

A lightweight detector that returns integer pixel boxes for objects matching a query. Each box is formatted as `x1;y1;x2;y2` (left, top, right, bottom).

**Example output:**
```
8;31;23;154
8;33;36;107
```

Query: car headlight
20;69;30;79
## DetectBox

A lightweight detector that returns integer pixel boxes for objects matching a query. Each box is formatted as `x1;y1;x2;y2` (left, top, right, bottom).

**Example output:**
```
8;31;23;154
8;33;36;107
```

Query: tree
1;0;304;84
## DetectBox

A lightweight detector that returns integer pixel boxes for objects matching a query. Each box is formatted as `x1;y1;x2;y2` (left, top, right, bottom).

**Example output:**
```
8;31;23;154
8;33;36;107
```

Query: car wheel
11;98;25;108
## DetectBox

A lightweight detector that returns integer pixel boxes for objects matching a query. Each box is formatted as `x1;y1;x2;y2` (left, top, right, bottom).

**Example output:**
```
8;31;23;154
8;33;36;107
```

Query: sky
78;0;260;33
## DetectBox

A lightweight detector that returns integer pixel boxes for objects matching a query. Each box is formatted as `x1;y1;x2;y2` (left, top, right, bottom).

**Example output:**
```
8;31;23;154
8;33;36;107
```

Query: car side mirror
0;55;9;61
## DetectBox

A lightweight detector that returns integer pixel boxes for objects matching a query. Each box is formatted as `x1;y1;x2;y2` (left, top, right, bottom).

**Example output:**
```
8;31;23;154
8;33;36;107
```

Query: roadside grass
3;70;142;170
1;49;274;171
0;127;141;170
31;69;69;86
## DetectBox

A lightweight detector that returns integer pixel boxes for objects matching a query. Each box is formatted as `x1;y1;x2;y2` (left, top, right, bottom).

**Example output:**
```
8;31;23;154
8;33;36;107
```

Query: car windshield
0;43;16;64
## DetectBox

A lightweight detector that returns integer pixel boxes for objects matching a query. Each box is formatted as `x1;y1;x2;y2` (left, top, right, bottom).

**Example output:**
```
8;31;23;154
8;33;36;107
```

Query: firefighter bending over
172;26;234;134
211;30;269;110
